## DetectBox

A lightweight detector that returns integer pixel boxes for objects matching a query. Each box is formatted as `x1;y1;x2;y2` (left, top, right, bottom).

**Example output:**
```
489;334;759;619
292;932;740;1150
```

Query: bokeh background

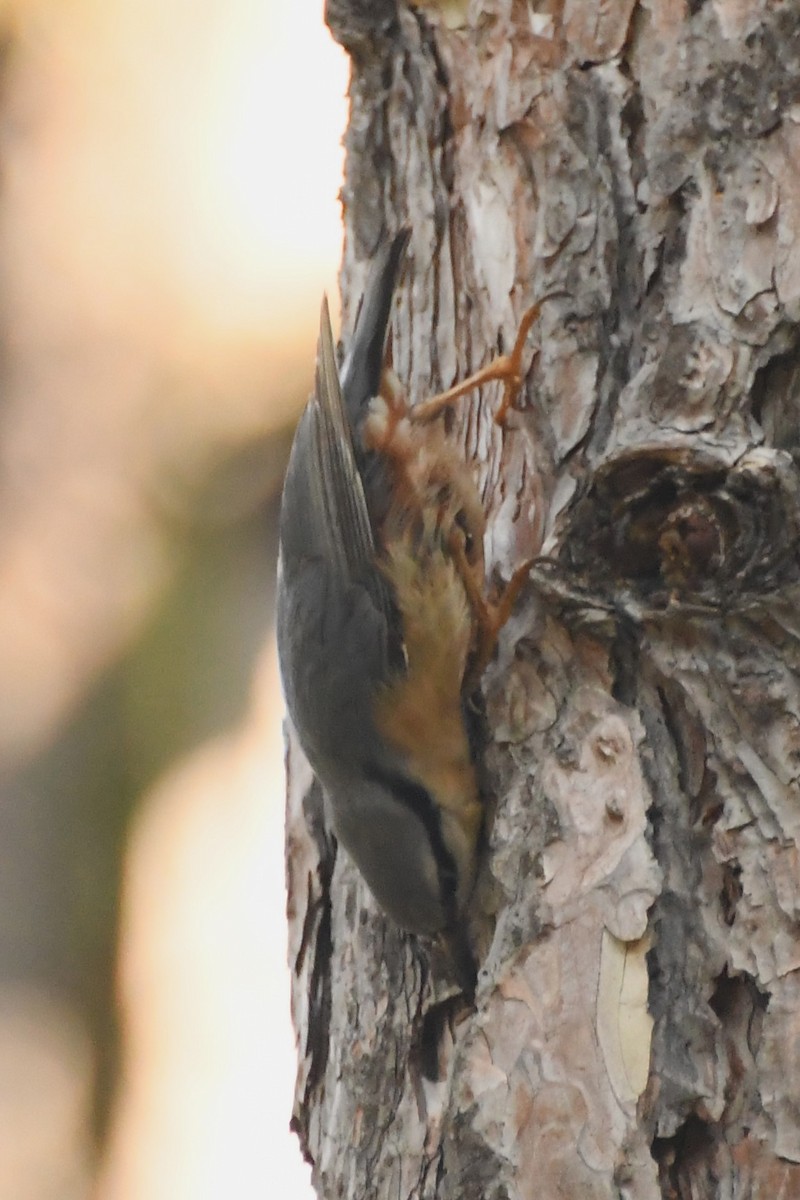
0;2;346;1196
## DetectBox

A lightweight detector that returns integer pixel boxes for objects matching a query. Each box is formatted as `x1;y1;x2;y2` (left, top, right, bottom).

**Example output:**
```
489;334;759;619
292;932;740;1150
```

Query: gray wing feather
277;235;408;770
309;295;376;585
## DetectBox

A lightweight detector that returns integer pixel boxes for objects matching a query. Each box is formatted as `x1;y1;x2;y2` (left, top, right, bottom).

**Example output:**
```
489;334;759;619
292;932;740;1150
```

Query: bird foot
448;530;534;686
408;301;544;428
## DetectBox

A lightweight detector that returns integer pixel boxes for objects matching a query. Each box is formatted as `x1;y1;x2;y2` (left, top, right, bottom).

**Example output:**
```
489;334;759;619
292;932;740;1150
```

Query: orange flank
374;530;482;844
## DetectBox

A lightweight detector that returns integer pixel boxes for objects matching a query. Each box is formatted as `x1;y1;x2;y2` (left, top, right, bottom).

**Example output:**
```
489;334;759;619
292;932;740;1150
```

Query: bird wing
307;294;378;588
277;233;412;727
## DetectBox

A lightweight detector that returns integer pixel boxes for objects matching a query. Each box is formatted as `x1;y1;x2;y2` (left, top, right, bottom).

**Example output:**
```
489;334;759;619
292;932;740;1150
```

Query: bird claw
448;529;534;686
407;300;544;427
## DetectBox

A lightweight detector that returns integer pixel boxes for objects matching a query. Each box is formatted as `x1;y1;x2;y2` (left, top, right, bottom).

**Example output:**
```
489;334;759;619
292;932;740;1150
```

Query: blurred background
0;1;347;1196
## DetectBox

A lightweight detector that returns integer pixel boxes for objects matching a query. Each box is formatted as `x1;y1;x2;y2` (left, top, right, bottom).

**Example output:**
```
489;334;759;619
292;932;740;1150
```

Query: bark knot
565;445;800;605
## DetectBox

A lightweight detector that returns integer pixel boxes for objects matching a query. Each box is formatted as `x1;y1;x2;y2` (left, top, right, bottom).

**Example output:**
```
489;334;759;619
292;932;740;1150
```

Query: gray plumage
277;232;458;935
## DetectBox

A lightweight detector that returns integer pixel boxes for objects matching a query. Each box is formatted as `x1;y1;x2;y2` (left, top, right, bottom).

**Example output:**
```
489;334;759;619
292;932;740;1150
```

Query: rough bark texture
285;2;800;1196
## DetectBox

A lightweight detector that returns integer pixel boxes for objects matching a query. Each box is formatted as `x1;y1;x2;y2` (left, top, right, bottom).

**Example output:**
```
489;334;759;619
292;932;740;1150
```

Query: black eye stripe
364;766;459;917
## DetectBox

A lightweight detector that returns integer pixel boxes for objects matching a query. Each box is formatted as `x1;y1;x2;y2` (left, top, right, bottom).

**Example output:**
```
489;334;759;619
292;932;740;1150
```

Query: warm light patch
0;2;345;1198
2;0;347;354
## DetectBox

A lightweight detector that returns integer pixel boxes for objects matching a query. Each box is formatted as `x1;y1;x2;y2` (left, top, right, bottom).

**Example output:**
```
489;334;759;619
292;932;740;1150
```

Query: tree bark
285;2;800;1196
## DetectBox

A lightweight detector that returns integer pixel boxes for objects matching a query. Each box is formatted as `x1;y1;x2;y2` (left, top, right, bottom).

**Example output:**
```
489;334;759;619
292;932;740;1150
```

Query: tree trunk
284;2;800;1196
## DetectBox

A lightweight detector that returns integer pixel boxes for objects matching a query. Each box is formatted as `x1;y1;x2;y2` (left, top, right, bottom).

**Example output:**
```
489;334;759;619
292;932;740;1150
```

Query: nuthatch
277;231;538;974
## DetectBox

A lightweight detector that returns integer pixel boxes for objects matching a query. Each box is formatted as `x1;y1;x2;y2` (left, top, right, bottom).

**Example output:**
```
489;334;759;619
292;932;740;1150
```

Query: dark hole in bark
652;1113;716;1199
719;862;743;927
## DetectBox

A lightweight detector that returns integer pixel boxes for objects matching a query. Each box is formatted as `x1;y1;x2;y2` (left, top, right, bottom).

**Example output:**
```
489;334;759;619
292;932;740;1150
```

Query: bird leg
408;301;543;428
448;529;534;687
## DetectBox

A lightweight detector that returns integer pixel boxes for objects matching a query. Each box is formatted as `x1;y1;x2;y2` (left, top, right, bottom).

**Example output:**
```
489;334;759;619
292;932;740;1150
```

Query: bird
277;230;539;986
